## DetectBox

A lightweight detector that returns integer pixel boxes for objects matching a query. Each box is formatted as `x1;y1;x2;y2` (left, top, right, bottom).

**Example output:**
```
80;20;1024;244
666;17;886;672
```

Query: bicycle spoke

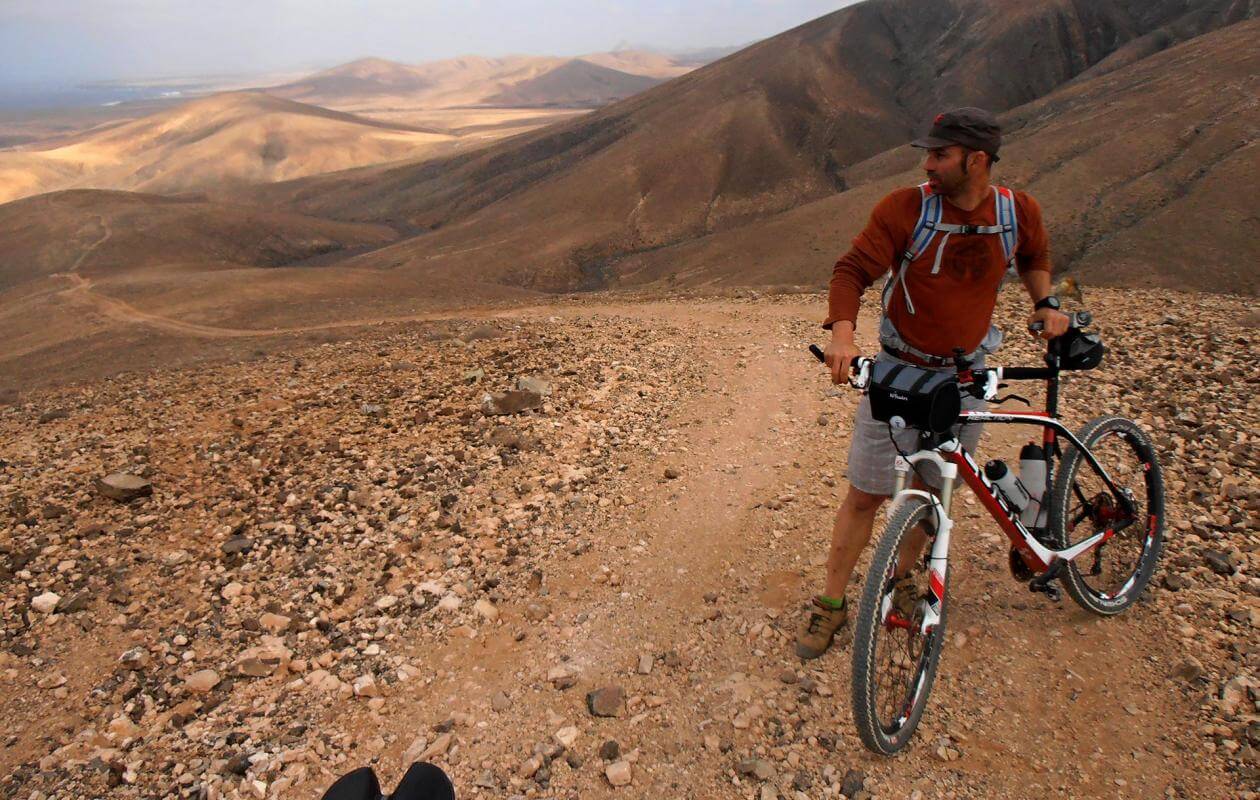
1063;430;1151;598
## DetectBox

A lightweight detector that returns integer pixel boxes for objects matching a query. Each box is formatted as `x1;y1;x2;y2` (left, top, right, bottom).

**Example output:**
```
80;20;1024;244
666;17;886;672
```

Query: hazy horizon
1;0;857;92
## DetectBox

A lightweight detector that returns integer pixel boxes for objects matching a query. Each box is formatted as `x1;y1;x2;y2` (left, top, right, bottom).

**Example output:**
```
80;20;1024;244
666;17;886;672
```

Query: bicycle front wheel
1049;415;1165;615
851;497;947;755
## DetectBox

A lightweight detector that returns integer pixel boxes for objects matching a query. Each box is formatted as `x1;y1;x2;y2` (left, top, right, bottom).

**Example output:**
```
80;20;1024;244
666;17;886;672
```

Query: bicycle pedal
1028;579;1061;602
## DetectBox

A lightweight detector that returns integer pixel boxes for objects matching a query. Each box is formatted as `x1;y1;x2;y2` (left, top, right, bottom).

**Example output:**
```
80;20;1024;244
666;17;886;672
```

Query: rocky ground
0;287;1256;799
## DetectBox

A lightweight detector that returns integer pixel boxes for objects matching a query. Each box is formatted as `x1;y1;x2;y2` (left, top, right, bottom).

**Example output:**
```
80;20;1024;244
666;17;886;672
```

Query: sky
0;0;857;86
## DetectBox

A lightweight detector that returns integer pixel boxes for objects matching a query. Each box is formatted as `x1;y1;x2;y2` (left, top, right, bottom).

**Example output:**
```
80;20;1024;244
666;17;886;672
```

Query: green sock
815;594;845;610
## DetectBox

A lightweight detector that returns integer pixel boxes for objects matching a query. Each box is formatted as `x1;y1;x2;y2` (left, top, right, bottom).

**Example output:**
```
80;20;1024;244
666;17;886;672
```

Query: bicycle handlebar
1028;309;1092;334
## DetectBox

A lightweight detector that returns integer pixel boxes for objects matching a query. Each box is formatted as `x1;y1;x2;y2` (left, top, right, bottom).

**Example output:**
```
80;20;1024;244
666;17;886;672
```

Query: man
795;107;1070;659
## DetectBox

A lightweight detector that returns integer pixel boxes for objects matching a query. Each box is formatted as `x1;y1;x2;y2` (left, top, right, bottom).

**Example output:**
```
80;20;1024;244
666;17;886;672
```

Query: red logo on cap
934;113;945;124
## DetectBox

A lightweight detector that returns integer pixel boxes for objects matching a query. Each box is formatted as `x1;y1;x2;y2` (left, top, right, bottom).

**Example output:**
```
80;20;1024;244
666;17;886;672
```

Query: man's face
922;145;973;194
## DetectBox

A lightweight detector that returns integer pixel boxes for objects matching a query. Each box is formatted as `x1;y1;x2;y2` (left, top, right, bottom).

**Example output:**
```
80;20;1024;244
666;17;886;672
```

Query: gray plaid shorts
845;352;987;496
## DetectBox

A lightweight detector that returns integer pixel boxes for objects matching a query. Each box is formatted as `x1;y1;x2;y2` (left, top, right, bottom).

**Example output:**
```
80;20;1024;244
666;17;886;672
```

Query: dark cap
911;107;1002;162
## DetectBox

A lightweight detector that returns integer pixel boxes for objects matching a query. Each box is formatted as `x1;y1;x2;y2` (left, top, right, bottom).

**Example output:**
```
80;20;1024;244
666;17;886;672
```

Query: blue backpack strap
881;183;940;316
994;186;1018;267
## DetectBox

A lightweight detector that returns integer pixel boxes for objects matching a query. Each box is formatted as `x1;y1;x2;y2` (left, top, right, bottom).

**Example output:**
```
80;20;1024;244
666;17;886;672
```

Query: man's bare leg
822;487;888;599
826;481;935;600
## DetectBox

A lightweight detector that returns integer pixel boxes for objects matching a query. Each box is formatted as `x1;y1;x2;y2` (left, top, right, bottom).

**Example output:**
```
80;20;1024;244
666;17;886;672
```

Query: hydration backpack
881;182;1019;316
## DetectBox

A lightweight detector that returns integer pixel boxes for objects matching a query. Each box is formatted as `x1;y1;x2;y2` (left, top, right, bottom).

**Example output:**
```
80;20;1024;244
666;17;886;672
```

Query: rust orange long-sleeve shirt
825;185;1051;356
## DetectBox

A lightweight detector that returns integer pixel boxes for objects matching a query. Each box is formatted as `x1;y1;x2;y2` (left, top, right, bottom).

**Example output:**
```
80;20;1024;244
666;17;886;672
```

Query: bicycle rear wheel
1049;415;1164;615
851;497;947;755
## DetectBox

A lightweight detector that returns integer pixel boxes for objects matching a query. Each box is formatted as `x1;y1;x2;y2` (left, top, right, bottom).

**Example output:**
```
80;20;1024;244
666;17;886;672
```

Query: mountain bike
809;311;1165;755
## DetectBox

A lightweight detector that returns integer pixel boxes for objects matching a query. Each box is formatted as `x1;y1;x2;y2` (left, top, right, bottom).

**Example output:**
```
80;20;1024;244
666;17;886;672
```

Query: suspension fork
890;452;957;634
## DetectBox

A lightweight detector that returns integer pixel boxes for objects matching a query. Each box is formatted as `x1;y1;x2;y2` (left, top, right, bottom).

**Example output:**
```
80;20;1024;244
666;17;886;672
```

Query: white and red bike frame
849;357;1136;636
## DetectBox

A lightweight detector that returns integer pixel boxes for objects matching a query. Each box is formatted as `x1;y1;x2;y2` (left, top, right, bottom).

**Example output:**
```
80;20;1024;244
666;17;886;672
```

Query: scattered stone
95;473;152;502
221;536;254;556
38;408;69;424
54;592;91;614
185;670;221;693
516;375;552;396
1203;550;1237;575
30;592;61;614
460;324;501;342
604;760;632;787
554;726;578;748
259;612;291;634
841;769;866;798
482;389;543;416
1172;656;1204;682
587;686;625;718
637;654;654;675
473;598;500;621
737;758;776;781
491;691;512;712
119;648;150;670
599;740;621;761
419;733;453;761
664;467;681;480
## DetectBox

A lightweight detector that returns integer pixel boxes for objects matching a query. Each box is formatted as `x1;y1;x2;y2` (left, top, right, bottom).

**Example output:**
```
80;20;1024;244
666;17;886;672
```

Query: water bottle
984;459;1030;513
1018;443;1048;529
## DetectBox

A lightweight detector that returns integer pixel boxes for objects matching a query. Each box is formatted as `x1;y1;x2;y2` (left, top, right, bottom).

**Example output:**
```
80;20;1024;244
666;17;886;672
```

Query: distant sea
0;83;187;112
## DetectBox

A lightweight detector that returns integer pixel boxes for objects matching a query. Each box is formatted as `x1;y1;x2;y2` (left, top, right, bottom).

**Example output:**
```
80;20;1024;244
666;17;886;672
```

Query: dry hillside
251;0;1251;294
610;17;1260;295
0;189;399;291
0;93;456;204
483;60;660;108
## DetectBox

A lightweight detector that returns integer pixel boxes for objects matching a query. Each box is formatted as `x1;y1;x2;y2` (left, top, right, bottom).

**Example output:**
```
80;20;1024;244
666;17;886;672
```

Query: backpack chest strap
924;222;1013;235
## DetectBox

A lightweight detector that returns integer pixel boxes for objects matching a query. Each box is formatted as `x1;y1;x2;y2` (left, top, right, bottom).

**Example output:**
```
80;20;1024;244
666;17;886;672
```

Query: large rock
515;375;552;397
481;389;543;416
95;473;152;502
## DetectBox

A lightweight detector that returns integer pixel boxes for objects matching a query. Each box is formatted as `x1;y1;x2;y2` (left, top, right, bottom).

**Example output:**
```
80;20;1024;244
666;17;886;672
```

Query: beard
925;170;965;195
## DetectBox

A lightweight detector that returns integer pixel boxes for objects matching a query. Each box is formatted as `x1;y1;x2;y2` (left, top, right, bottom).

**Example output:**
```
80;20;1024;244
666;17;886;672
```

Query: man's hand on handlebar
824;322;863;384
1027;307;1070;340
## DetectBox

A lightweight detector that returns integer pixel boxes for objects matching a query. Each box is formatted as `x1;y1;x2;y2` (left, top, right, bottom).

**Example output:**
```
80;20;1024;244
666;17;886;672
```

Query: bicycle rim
1056;417;1164;611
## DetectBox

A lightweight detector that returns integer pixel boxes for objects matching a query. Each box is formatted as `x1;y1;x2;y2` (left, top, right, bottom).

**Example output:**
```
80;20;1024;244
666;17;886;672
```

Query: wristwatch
1034;295;1061;312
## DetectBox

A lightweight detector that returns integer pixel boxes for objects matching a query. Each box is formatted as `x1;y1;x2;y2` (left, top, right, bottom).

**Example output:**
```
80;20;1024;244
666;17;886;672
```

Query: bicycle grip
808;345;861;370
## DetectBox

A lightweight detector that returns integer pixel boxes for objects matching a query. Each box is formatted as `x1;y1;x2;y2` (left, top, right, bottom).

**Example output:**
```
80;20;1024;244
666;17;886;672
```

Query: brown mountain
483;60;662;108
608;16;1260;296
255;0;1251;294
270;54;670;111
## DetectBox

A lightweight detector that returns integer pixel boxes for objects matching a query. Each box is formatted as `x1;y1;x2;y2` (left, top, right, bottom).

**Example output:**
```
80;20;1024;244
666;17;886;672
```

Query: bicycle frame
887;412;1134;635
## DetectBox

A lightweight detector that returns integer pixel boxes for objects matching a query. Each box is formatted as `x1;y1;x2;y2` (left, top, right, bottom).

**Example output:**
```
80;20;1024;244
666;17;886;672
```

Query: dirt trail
68;215;110;273
2;295;1238;799
342;300;1218;799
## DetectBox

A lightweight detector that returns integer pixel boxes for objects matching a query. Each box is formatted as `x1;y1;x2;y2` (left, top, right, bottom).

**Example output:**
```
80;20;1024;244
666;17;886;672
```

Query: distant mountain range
0;0;1255;381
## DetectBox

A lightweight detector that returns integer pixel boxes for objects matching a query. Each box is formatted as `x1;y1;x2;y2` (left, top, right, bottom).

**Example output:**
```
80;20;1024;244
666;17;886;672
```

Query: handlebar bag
867;361;962;433
1055;329;1105;370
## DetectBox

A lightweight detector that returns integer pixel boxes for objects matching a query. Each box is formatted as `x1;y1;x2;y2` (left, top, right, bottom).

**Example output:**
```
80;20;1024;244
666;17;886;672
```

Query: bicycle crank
1028;561;1066;602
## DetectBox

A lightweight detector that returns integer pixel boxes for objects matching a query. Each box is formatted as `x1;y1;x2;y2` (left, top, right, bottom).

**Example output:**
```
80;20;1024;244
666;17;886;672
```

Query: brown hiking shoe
890;575;920;620
794;597;848;659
